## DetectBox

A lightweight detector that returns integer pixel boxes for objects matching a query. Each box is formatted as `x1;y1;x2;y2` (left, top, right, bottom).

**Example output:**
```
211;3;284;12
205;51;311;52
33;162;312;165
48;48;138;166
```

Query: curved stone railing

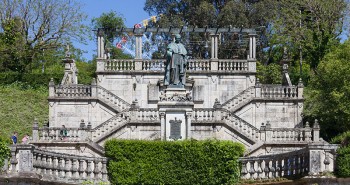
97;85;131;112
222;86;255;112
261;85;300;99
218;59;248;71
6;145;109;184
240;144;338;180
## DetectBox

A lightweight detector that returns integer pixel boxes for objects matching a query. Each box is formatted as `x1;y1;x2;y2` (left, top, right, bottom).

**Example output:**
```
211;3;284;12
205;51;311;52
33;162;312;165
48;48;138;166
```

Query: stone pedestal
158;87;194;141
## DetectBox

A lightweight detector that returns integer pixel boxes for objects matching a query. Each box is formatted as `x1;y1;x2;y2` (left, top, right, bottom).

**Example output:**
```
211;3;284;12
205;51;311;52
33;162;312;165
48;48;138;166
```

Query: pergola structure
97;27;257;60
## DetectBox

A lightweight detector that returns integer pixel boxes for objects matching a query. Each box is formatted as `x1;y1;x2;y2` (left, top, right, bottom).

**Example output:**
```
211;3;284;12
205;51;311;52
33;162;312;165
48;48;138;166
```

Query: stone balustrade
131;108;159;122
32;126;91;142
218;59;248;71
92;113;129;141
105;59;135;71
221;109;260;141
260;121;319;143
96;85;131;111
222;86;256;111
97;59;253;73
260;85;300;99
53;84;92;98
193;108;216;121
187;59;211;71
240;144;338;180
142;59;165;71
7;144;108;184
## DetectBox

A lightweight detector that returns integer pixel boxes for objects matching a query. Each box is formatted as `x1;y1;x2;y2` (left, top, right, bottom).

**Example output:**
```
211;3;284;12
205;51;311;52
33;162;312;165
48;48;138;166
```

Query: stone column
312;119;320;142
97;29;105;59
248;33;257;60
160;112;166;140
135;34;143;59
32;119;39;141
186;112;192;139
210;34;219;71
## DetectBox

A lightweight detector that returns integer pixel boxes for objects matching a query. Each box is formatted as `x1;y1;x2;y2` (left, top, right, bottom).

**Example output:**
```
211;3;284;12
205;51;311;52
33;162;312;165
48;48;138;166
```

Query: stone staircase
96;85;131;113
221;109;260;144
92;112;129;143
221;86;255;112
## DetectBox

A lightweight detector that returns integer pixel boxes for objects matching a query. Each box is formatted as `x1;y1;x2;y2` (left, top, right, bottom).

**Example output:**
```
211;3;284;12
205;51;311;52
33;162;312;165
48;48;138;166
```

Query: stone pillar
210;34;219;60
265;122;272;141
97;29;105;59
298;78;304;98
135;34;143;59
102;158;108;181
32;119;39;142
186;112;192;139
16;145;35;173
248;33;257;60
160;112;166;140
135;59;143;70
255;78;261;98
49;78;55;97
312;119;320;142
91;78;97;97
10;146;18;172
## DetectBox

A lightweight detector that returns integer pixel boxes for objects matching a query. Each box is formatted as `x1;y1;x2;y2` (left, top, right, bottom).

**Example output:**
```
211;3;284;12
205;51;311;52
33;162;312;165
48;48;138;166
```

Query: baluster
257;160;263;179
37;153;42;173
87;160;93;179
263;159;270;179
241;161;248;179
42;154;47;175
72;159;79;178
58;157;65;178
47;155;53;175
283;157;289;177
79;159;85;179
65;158;71;178
249;160;256;179
52;156;58;177
94;159;101;179
102;159;108;181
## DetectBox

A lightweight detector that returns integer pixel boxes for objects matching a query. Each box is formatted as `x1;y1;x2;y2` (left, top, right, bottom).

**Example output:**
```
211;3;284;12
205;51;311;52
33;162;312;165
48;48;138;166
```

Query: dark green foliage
0;72;63;88
105;139;245;185
0;136;10;169
336;145;350;177
304;40;350;140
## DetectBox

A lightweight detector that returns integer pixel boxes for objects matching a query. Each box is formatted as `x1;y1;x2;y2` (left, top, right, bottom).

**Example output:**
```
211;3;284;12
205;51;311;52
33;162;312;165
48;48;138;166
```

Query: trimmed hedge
336;146;350;177
105;139;245;185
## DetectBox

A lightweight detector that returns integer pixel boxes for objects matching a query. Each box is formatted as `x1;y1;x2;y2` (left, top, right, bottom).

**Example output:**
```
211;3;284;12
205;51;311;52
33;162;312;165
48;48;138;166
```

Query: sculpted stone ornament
159;91;192;102
164;34;188;87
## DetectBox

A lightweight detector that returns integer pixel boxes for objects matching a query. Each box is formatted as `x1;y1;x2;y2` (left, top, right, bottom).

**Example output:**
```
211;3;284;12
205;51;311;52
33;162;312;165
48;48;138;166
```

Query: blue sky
76;0;150;61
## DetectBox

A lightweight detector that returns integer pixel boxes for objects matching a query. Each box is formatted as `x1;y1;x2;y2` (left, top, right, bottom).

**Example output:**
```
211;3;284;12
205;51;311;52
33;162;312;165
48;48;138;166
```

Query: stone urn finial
80;119;86;128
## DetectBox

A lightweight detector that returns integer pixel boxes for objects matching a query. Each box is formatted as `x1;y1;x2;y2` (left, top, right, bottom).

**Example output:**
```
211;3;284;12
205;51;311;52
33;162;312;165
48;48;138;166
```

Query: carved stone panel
309;150;321;175
193;85;204;102
148;84;159;102
169;118;182;140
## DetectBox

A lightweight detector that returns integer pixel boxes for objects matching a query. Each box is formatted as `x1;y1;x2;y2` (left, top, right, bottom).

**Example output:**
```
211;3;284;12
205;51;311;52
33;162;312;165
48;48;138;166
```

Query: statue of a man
164;34;187;87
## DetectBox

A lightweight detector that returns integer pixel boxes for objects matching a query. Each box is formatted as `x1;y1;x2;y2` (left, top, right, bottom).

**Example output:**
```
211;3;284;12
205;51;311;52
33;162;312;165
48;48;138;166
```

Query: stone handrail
6;145;108;184
53;85;92;98
97;59;254;73
218;59;248;71
193;108;216;121
130;108;160;122
32;127;91;142
187;59;211;71
260;85;300;99
105;59;135;71
221;86;255;112
92;113;129;141
221;109;260;141
240;144;338;180
96;85;131;111
262;127;313;142
142;59;165;71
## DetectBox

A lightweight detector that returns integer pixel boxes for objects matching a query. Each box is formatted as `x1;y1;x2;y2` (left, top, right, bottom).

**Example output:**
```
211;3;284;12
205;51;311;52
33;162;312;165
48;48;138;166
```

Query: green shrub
0;136;10;169
336;146;350;177
105;139;245;185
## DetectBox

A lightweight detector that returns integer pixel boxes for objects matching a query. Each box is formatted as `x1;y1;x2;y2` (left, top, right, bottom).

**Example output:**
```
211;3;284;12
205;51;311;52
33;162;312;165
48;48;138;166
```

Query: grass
0;82;48;143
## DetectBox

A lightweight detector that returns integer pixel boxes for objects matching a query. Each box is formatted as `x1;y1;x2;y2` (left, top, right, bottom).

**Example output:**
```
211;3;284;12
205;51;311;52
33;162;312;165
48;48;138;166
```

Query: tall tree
91;11;132;59
0;0;87;72
304;40;350;140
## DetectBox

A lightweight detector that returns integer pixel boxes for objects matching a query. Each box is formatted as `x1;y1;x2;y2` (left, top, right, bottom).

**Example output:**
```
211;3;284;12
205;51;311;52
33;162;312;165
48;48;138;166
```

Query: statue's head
175;34;181;43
